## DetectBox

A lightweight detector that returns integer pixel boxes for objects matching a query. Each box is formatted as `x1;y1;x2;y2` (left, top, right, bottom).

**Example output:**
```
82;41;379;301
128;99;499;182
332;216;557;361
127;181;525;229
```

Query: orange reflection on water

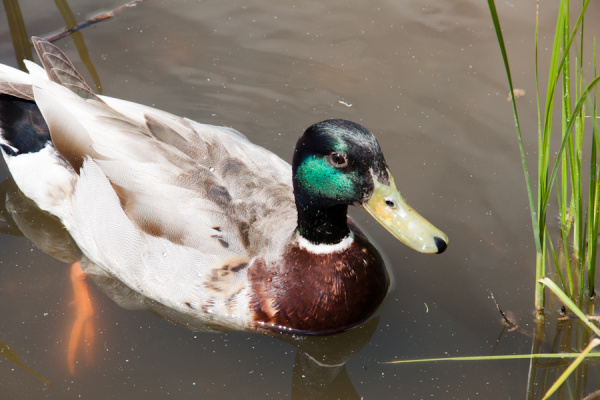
68;262;94;375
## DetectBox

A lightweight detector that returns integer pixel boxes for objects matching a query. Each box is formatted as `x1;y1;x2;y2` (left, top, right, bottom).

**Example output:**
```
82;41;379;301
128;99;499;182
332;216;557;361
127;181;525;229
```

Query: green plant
487;0;600;396
489;0;599;311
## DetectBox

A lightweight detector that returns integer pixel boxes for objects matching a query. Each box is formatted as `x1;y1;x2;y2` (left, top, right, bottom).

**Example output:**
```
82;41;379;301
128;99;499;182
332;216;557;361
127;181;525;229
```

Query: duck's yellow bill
363;173;448;254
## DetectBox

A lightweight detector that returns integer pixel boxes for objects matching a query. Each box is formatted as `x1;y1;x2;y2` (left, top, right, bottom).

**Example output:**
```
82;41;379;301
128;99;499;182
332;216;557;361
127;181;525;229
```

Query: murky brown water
1;0;600;399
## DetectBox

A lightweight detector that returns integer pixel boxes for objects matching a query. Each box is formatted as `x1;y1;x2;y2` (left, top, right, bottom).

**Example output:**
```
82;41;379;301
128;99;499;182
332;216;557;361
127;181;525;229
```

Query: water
0;0;599;398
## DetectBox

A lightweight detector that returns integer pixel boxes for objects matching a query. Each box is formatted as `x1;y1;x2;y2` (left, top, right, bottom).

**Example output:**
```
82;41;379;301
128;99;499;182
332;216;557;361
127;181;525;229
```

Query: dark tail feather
0;94;51;156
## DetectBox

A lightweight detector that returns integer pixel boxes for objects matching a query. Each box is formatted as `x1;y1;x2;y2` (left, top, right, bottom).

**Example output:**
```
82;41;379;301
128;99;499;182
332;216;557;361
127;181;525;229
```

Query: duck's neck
295;203;351;245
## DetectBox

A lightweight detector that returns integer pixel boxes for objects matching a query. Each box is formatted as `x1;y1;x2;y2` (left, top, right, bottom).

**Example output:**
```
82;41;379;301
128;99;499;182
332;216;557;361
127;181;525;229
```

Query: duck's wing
0;39;298;329
22;38;296;259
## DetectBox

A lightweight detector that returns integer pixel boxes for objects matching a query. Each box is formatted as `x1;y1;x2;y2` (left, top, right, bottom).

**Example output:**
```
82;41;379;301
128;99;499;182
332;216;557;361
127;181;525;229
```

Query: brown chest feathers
248;230;389;334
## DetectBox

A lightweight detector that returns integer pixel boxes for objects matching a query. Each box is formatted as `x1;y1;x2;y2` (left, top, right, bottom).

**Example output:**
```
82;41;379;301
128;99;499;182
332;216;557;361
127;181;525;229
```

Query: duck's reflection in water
0;176;378;399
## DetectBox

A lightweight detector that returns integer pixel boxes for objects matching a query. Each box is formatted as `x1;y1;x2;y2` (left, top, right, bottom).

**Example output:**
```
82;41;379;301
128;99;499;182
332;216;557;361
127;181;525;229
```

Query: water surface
1;0;599;398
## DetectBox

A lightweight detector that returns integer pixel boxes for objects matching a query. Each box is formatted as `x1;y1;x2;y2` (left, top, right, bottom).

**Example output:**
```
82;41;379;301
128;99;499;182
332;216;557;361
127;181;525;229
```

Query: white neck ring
296;231;355;254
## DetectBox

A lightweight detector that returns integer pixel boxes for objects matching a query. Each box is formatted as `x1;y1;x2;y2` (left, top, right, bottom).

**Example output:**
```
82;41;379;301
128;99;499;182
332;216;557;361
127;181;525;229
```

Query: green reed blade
384;350;600;364
487;0;543;308
541;338;600;400
544;76;600;211
547;233;571;298
587;39;599;296
489;0;599;310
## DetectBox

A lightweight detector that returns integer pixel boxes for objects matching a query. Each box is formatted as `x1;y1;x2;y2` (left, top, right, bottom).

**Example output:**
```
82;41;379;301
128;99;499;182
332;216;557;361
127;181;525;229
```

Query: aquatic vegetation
490;0;599;311
488;0;600;397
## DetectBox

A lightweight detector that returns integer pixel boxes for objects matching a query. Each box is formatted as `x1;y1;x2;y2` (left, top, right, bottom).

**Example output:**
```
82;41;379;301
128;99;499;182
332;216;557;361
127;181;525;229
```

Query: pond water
1;0;599;399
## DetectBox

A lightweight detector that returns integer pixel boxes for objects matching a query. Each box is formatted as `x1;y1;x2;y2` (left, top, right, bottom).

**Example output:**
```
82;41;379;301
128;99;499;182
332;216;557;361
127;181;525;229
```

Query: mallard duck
0;38;447;335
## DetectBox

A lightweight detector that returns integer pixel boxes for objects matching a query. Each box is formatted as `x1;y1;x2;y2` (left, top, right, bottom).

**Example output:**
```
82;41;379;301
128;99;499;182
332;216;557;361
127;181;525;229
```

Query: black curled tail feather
0;94;51;157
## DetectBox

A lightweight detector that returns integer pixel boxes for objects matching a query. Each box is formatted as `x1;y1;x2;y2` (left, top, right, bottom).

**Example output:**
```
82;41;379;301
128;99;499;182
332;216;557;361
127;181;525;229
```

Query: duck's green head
292;119;447;254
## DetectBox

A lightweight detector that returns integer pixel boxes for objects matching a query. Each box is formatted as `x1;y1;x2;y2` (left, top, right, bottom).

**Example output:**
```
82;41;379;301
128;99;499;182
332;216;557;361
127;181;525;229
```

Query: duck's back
0;39;298;331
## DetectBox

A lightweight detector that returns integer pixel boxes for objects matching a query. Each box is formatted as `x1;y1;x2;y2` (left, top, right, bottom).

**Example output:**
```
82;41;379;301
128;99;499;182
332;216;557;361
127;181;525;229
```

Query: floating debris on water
507;88;525;101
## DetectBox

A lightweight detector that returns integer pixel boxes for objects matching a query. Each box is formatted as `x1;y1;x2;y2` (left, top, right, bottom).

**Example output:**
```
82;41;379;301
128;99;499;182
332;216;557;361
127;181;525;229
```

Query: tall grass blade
587;38;599;297
487;0;543;309
385;351;600;364
544;76;600;210
541;338;600;400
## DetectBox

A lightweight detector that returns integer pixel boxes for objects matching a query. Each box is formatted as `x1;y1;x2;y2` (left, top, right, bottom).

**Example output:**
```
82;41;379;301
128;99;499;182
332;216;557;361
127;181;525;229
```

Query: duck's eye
385;199;395;207
328;152;348;168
